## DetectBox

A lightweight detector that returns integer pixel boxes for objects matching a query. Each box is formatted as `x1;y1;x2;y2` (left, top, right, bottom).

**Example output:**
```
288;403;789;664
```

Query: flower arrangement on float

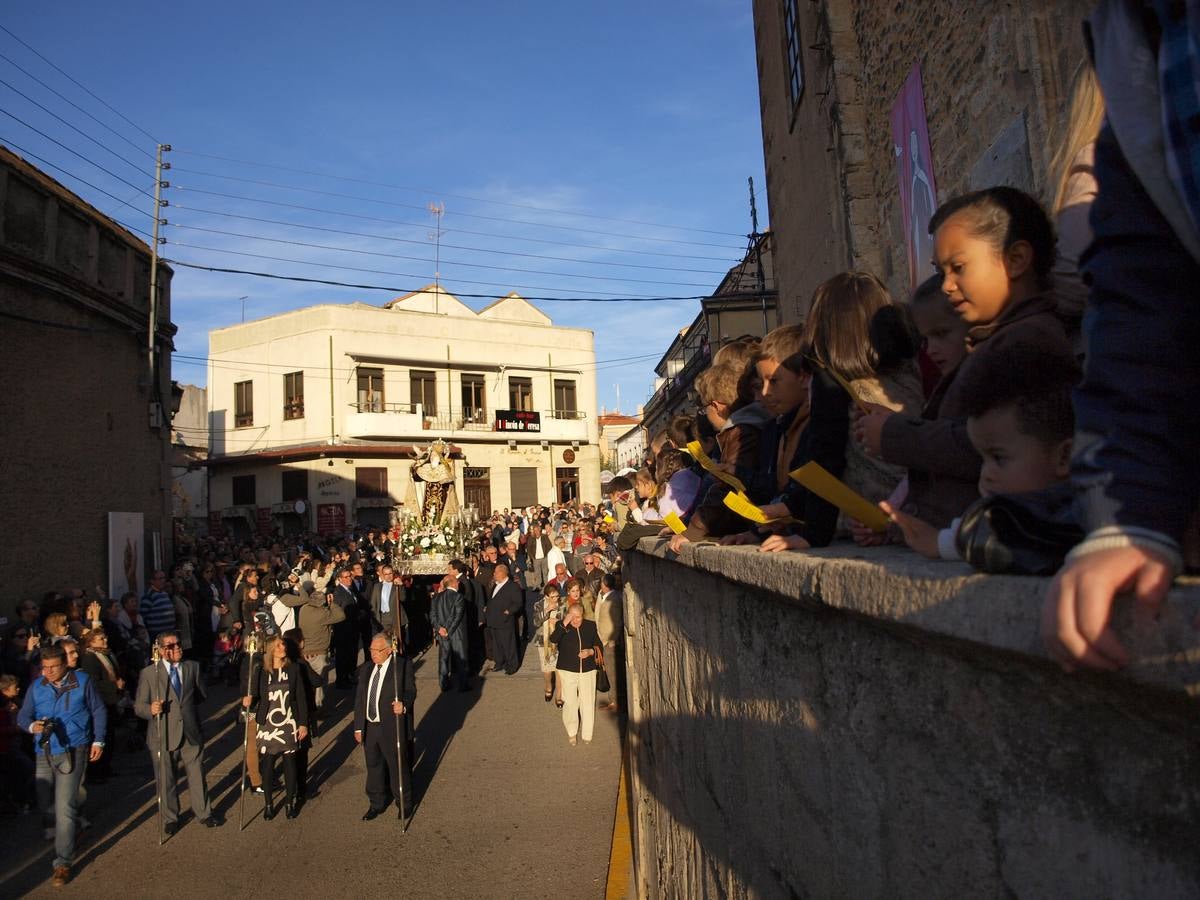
394;515;463;560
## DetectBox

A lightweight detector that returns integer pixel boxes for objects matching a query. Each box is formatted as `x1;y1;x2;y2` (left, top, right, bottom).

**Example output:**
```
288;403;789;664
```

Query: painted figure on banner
891;63;939;289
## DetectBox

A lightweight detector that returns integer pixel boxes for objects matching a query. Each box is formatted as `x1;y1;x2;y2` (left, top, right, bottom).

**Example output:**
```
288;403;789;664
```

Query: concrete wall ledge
638;537;1200;696
622;538;1200;898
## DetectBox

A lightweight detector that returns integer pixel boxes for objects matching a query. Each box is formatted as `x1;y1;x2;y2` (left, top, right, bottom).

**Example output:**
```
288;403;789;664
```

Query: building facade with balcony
206;286;601;537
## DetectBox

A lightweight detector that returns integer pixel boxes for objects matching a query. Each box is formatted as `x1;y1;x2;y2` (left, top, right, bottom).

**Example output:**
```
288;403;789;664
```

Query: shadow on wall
623;550;1200;898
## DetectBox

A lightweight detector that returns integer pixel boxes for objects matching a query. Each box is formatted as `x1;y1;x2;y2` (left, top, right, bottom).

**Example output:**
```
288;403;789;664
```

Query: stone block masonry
621;540;1200;898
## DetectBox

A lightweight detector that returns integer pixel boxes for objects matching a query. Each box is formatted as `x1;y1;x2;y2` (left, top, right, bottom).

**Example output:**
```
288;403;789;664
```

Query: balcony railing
344;403;588;440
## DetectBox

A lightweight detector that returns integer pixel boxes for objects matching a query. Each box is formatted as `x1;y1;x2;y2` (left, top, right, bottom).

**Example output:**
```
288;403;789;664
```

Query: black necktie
368;664;383;722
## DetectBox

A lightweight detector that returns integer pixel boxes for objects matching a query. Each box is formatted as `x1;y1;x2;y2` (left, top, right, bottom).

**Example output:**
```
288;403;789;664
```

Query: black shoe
285;801;299;820
361;807;385;821
263;802;276;821
201;816;221;828
164;822;178;837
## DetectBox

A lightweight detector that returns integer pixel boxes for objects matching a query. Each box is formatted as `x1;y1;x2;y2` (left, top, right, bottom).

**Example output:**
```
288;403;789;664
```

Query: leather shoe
285;801;299;820
164;822;178;837
201;816;221;828
51;866;71;887
361;807;385;821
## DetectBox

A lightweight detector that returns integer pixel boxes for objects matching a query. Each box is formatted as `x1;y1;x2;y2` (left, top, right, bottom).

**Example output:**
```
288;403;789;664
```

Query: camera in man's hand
37;718;60;749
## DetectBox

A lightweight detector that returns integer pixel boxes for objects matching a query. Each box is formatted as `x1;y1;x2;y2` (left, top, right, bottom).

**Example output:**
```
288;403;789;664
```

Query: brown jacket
296;590;346;655
880;294;1072;528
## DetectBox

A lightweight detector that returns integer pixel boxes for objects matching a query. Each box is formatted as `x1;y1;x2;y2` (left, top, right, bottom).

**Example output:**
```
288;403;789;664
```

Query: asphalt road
2;641;622;899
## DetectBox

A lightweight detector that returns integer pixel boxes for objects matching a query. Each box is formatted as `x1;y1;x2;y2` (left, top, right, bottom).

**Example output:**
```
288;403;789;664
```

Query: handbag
955;483;1084;575
594;644;610;693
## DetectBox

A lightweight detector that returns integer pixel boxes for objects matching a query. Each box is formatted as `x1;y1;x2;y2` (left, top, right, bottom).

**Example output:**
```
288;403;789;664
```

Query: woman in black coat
550;603;601;746
242;635;309;819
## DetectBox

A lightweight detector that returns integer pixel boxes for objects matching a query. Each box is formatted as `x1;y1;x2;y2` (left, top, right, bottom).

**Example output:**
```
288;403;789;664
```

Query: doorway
464;466;491;515
556;467;579;505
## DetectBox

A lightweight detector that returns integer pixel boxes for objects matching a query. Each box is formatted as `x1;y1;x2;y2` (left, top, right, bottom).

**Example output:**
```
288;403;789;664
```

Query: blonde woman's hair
44;612;68;637
1051;60;1105;214
260;635;283;672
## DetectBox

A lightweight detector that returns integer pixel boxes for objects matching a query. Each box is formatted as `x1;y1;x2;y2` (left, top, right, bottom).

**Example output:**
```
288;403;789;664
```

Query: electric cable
0;24;159;143
171;186;731;262
0;137;155;236
166;223;714;287
170;149;745;237
0;76;151;176
169;203;728;275
170;170;744;250
0;109;155;199
163;257;714;302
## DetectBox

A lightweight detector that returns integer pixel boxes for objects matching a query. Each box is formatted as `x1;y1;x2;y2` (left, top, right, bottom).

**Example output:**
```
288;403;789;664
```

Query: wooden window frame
283;371;304;420
234;380;253;428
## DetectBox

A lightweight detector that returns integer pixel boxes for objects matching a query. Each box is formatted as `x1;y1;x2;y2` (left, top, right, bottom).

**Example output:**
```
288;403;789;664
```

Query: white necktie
368;664;383;722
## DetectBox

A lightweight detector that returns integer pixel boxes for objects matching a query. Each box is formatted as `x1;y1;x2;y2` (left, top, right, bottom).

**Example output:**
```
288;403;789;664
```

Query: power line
170;350;662;376
0;78;151;180
0;52;155;161
0;137;155;237
170;203;727;276
166;223;715;288
171;169;745;251
171;186;732;263
0;109;155;200
164;258;710;303
0;24;159;143
171;148;745;238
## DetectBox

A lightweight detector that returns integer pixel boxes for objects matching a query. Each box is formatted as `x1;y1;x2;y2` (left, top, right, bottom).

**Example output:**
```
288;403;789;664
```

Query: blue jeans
36;746;88;869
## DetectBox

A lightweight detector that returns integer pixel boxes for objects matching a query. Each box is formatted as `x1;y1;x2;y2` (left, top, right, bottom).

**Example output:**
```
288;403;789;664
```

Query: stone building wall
0;147;175;603
754;0;1095;312
621;541;1200;899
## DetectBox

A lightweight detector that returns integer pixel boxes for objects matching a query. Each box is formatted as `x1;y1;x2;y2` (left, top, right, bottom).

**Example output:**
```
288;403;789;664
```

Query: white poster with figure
108;512;144;599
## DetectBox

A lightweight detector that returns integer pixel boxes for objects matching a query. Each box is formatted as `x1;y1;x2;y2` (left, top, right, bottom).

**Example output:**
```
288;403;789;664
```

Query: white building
206;286;600;538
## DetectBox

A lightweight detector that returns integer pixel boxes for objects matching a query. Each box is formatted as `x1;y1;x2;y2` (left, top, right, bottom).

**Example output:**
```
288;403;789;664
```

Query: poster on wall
108;512;144;599
890;63;938;290
317;503;346;536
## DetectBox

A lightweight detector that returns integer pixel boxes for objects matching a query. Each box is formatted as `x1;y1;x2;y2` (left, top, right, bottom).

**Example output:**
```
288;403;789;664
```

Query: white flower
434;534;446;546
420;537;431;548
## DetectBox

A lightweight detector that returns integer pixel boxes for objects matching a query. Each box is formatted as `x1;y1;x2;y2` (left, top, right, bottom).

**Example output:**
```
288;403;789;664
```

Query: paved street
1;645;622;899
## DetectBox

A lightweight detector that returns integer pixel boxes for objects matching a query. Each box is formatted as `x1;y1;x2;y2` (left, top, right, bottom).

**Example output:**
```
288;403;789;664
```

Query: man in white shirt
352;634;415;820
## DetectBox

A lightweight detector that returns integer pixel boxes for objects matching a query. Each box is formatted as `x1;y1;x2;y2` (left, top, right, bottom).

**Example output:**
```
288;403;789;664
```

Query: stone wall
754;0;1094;313
0;147;175;603
621;540;1200;899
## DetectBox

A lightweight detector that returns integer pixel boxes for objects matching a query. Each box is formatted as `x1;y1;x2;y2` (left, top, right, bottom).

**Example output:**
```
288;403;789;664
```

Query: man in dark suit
353;633;416;820
331;568;360;689
369;564;408;639
484;564;524;675
134;631;219;832
431;573;467;691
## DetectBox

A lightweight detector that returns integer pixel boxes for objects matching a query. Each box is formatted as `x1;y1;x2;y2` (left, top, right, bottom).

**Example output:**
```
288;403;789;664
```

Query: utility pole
148;143;171;407
747;177;768;335
428;201;445;314
239;295;249;322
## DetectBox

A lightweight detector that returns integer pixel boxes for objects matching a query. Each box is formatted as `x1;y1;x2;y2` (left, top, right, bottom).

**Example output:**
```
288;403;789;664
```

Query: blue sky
5;2;766;413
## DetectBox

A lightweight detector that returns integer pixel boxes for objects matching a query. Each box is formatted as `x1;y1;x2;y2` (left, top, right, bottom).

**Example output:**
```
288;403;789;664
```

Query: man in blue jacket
17;643;106;887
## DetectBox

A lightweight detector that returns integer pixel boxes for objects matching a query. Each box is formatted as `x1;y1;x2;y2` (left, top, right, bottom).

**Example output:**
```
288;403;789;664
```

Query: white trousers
559;668;597;741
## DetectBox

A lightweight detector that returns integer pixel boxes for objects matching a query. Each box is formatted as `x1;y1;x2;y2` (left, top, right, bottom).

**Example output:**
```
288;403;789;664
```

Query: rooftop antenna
428;201;445;314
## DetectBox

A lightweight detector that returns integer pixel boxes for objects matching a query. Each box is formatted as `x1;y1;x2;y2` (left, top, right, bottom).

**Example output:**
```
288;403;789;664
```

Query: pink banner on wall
890;64;938;290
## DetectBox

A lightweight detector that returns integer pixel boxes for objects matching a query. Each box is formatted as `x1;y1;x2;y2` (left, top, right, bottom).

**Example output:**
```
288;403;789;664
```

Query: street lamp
239;295;249;322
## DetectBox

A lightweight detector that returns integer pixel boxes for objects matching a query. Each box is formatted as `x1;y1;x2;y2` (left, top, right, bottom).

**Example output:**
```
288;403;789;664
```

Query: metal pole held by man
151;643;167;846
390;631;409;833
238;632;260;831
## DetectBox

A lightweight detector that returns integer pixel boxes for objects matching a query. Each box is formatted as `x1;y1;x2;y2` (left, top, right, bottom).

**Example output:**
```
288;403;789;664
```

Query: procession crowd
6;2;1200;890
0;503;626;887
